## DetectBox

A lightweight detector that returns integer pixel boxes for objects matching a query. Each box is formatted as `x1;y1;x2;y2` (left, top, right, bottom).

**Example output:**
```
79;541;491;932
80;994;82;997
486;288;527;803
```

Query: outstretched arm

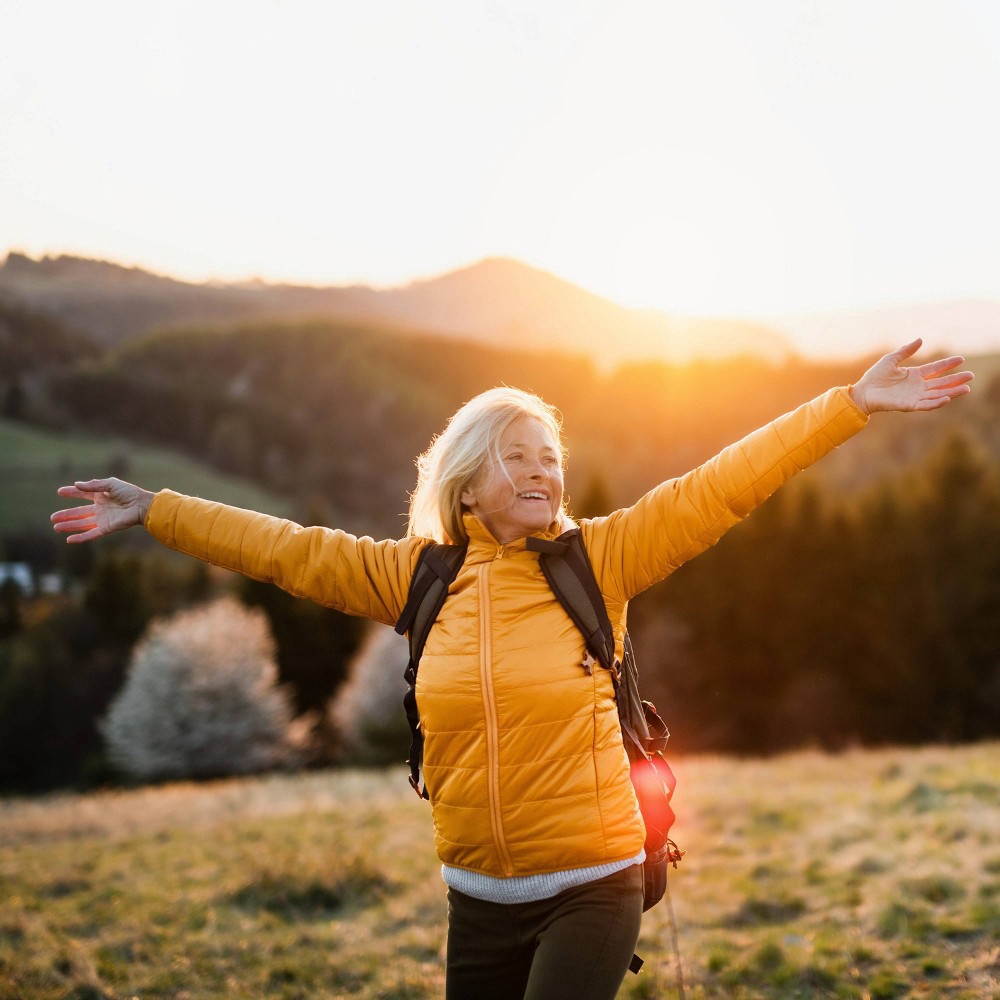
51;478;155;543
584;340;974;603
848;338;973;414
53;482;425;625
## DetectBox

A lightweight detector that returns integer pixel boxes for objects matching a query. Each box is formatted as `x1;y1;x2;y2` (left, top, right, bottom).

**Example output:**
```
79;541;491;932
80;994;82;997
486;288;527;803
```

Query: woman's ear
460;487;476;507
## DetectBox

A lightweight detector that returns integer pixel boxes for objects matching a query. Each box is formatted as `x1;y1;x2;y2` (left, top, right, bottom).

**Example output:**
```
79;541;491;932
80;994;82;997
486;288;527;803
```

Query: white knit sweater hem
441;850;646;904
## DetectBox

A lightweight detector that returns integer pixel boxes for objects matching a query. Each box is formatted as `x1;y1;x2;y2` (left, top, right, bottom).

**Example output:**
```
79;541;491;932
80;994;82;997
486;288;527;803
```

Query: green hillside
1;417;291;535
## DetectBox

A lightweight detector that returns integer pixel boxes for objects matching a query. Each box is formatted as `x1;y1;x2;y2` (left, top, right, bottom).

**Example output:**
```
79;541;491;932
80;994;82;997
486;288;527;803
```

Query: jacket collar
462;512;564;559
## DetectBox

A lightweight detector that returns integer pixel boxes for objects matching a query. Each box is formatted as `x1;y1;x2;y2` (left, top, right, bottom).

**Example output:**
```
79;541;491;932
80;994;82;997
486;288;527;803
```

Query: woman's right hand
51;478;156;543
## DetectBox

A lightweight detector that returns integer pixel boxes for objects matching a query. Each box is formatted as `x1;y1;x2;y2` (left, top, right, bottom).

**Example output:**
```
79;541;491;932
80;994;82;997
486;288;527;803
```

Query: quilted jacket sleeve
144;492;426;625
581;386;869;604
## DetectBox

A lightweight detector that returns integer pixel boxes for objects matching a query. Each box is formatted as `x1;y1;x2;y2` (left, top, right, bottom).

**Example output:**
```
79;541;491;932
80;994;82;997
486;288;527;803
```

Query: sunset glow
3;0;1000;349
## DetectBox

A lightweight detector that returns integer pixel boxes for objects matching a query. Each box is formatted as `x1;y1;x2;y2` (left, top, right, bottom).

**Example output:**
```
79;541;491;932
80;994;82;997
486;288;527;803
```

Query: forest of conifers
2;298;999;791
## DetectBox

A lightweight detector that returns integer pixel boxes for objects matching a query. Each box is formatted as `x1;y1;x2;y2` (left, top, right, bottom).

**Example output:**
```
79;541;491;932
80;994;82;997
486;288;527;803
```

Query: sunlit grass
1;744;998;998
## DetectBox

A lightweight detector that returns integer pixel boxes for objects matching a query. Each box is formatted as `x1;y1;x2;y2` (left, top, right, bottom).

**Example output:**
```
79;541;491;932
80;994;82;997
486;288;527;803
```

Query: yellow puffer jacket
145;387;867;877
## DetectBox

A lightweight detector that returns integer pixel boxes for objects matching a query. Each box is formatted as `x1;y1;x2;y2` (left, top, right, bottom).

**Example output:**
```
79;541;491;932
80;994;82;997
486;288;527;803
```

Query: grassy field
1;743;997;999
0;417;289;535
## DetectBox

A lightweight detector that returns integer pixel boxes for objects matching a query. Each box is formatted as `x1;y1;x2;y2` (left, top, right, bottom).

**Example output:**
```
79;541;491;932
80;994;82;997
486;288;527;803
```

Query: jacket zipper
478;555;514;876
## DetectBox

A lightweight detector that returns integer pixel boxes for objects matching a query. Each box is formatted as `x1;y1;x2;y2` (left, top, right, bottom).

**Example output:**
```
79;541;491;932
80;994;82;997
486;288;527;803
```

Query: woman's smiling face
461;416;565;544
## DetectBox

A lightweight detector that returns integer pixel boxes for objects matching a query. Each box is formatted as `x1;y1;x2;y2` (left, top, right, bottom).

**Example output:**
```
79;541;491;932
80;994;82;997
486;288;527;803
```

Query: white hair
407;387;572;544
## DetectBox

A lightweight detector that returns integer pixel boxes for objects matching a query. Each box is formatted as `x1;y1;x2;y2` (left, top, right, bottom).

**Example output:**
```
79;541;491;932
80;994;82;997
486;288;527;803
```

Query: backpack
394;529;683;929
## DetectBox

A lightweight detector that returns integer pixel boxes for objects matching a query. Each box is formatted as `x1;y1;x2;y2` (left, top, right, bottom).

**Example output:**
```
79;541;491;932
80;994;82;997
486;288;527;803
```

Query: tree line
1;302;998;790
628;432;1000;755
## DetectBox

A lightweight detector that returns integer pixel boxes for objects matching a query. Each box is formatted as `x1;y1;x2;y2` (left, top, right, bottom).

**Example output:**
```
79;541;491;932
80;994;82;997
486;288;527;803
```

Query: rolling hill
0;417;291;536
0;251;791;367
5;251;1000;367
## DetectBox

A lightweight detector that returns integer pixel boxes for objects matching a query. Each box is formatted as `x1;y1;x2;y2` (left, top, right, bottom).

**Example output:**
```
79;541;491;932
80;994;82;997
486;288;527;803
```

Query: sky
3;0;1000;328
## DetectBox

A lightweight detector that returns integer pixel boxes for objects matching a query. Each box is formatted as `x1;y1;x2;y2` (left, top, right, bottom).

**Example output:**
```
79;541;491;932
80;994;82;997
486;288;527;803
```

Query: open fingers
51;505;97;525
51;507;105;542
53;516;98;534
51;502;105;546
916;355;967;377
915;383;973;409
52;514;102;542
56;486;94;501
63;525;104;544
61;478;116;494
922;370;974;390
889;338;923;363
913;394;961;411
936;382;973;399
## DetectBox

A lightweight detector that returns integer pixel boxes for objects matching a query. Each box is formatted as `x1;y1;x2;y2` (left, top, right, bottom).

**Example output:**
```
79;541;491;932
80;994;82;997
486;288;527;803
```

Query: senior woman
52;339;971;1000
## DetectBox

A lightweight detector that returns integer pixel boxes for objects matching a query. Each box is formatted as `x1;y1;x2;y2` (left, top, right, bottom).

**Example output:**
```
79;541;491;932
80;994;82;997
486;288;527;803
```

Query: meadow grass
0;417;289;535
1;743;998;999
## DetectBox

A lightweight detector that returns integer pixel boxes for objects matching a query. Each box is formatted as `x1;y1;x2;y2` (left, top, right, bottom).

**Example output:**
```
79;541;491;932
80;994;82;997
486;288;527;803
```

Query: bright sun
481;142;854;320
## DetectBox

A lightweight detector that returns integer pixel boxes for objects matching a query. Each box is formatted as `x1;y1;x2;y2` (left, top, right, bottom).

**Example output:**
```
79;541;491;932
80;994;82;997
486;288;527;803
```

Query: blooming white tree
102;596;302;781
328;623;410;765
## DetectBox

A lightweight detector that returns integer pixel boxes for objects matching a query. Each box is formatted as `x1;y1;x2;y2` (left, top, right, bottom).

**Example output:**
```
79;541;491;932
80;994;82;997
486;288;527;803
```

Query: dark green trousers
445;865;644;1000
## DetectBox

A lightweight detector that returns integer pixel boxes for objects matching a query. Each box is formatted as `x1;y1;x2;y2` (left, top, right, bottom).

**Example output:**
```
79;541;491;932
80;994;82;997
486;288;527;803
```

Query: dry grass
1;744;998;999
641;743;1000;999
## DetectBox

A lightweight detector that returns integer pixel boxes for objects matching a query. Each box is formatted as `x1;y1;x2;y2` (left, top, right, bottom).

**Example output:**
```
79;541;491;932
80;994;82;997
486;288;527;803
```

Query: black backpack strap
395;542;466;798
527;531;662;763
526;531;615;671
529;527;679;973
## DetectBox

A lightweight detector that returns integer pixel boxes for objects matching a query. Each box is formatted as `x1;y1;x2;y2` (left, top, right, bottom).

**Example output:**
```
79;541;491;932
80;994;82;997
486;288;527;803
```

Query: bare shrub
102;596;303;781
328;623;410;765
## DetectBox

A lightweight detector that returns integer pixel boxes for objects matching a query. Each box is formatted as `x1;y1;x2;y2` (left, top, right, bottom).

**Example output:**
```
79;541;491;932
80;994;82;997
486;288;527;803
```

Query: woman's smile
461;416;564;544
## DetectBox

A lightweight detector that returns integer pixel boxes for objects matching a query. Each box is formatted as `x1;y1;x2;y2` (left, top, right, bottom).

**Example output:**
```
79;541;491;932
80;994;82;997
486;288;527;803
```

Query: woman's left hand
849;339;974;415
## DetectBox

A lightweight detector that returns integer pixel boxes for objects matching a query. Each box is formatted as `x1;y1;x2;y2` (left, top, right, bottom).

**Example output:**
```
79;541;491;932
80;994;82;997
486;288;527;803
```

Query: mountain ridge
0;251;790;365
5;250;999;363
